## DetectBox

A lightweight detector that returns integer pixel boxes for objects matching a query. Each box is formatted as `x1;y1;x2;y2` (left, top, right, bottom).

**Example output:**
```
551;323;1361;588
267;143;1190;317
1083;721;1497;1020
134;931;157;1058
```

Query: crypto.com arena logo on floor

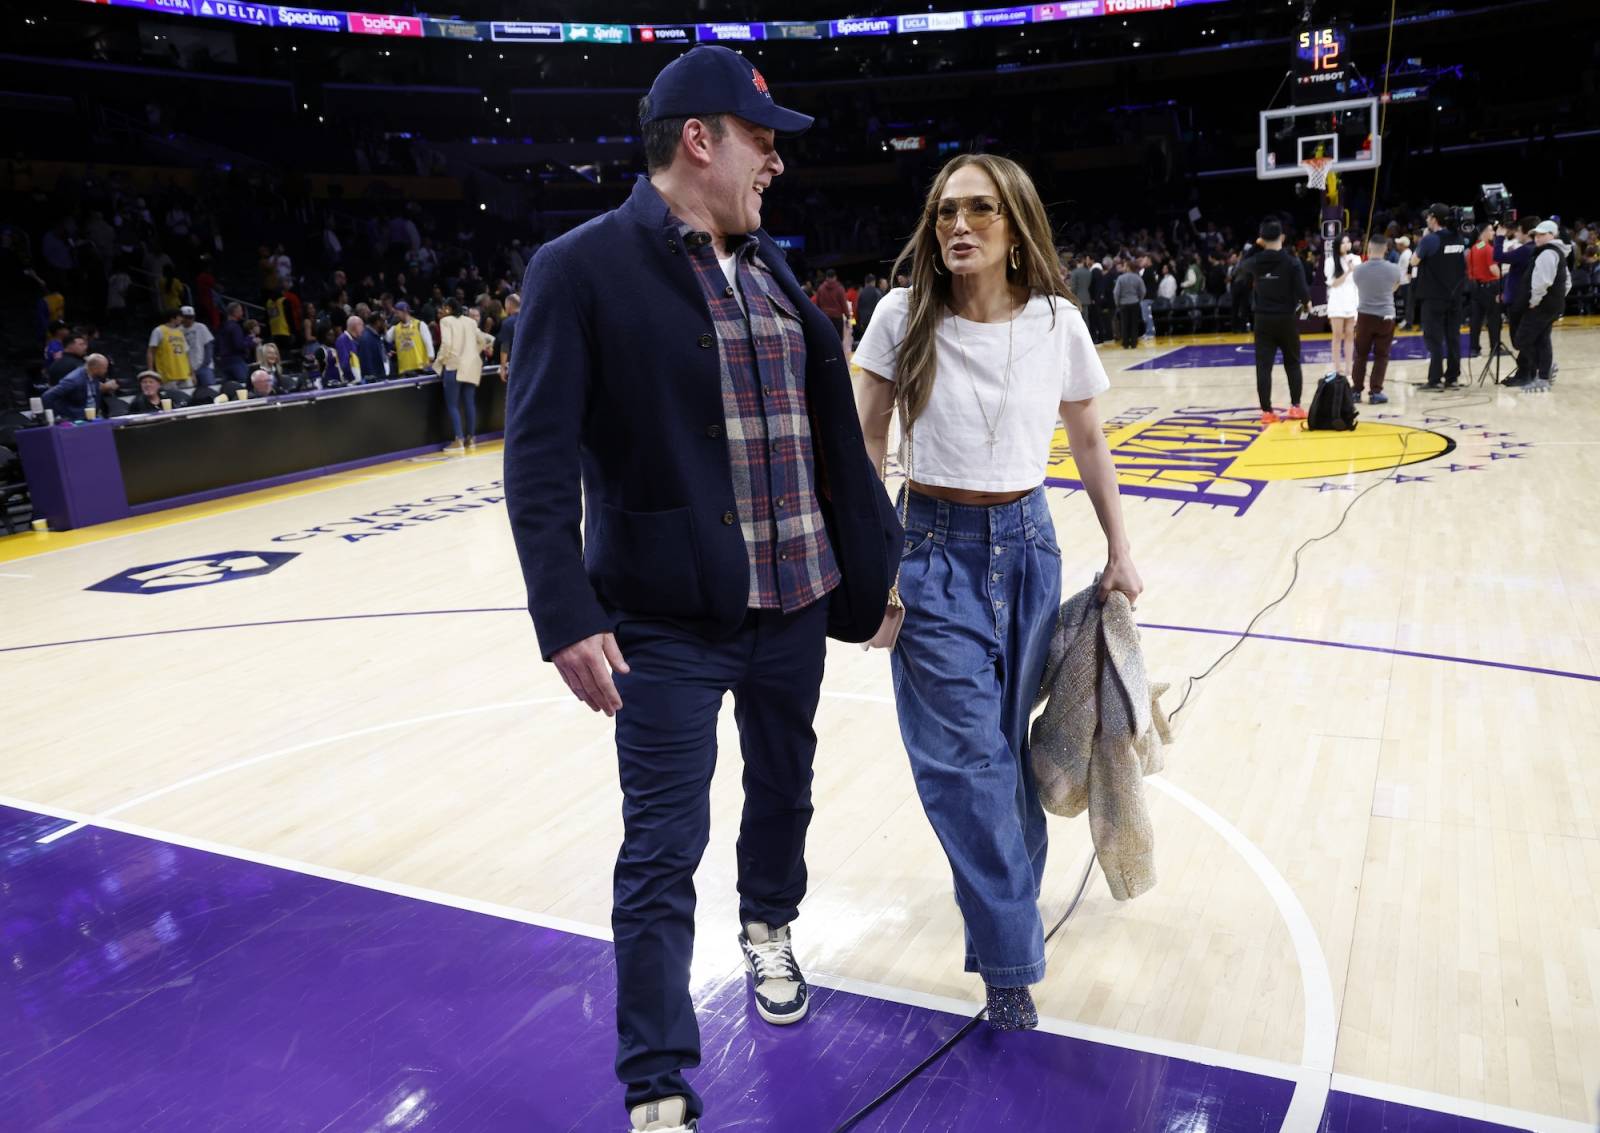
1044;405;1470;517
88;551;299;594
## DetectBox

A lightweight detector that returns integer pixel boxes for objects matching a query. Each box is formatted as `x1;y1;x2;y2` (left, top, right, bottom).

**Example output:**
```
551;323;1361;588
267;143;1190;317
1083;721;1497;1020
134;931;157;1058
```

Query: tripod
1475;341;1512;387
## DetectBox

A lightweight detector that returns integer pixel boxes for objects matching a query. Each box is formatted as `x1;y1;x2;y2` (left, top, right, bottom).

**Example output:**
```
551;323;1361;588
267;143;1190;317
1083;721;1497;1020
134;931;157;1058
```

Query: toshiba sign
346;11;422;36
1104;0;1173;11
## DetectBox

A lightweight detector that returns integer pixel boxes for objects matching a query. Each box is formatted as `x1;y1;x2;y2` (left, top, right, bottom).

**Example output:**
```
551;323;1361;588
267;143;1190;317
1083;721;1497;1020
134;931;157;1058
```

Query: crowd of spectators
8;166;1597;427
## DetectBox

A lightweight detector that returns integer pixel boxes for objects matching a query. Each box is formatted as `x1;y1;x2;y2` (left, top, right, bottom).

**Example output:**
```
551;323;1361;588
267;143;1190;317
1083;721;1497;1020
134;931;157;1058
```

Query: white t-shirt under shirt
853;287;1110;492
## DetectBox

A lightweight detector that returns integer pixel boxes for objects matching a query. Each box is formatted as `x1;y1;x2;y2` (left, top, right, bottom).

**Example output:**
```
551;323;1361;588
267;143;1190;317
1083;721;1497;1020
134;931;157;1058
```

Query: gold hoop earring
932;257;945;276
1009;245;1021;271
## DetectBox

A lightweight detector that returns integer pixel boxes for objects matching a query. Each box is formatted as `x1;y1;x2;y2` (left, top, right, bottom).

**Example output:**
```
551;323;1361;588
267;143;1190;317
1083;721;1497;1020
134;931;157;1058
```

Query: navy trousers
1420;295;1462;384
610;601;827;1120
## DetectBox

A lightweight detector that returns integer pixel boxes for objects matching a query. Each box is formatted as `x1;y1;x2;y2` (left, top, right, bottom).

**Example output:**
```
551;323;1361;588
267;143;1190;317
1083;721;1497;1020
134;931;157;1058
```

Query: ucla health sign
896;12;969;32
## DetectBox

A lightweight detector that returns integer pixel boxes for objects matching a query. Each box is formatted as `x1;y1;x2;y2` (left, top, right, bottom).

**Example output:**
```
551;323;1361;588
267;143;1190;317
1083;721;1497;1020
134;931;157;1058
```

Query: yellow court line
0;441;504;565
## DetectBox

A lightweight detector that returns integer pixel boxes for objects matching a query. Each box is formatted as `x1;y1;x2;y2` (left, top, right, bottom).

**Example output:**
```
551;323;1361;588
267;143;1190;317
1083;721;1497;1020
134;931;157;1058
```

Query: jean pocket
901;530;935;559
1029;524;1063;558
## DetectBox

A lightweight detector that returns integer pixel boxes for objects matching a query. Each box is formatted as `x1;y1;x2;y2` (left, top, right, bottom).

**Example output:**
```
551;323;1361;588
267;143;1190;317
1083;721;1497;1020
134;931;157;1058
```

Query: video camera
1429;184;1516;237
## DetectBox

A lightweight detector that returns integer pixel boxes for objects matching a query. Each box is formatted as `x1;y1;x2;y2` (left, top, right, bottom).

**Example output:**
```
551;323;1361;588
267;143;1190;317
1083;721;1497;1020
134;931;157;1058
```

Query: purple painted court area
1132;333;1472;370
0;806;1541;1133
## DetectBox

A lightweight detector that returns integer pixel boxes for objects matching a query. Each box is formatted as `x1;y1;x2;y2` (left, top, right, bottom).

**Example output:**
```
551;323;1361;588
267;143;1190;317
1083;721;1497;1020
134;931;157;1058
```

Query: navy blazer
505;177;902;660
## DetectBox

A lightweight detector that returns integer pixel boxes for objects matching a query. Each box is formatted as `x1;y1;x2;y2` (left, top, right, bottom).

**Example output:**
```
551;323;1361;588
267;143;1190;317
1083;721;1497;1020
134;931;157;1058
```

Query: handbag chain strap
886;396;914;605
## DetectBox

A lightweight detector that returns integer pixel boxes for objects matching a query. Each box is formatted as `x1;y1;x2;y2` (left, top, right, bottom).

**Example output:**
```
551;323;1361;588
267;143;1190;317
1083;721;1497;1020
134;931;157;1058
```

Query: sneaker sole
742;953;809;1026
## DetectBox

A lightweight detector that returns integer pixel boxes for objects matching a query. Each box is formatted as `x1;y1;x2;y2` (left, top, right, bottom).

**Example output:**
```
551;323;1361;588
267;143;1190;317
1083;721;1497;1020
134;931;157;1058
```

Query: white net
1302;158;1332;189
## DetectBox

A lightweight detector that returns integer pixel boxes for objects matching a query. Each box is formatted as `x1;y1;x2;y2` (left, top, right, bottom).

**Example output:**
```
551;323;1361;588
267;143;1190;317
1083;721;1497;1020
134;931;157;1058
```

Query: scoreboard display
1295;25;1349;91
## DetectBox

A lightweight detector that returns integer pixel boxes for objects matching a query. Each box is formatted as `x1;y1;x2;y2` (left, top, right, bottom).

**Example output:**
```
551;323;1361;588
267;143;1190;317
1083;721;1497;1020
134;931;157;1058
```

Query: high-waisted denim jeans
891;485;1062;987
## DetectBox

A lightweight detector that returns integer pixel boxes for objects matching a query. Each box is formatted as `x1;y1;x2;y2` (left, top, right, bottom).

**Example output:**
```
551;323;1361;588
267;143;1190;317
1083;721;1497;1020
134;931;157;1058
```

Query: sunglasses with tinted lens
933;195;1005;231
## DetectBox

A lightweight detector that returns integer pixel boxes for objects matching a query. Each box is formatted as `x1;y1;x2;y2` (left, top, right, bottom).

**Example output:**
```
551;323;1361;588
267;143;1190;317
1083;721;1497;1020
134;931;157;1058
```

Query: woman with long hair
1325;234;1360;378
853;154;1143;1030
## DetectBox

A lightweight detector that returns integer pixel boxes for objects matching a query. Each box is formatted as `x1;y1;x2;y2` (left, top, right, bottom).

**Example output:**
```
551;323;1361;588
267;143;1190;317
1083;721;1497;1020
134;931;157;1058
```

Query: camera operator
1493;216;1541;385
1510;221;1570;391
1413;204;1468;389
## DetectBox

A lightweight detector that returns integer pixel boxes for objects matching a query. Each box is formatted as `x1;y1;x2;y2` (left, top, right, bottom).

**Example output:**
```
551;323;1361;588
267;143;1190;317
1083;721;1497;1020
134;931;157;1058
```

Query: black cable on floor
1169;420;1435;722
828;851;1098;1133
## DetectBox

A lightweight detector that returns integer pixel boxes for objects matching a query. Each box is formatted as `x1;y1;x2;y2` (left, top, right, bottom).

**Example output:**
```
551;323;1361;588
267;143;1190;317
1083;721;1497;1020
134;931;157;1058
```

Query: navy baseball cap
640;45;813;135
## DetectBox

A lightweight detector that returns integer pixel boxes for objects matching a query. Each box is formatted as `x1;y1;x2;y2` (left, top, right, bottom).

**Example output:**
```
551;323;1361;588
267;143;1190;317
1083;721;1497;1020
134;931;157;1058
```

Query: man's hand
552;632;630;716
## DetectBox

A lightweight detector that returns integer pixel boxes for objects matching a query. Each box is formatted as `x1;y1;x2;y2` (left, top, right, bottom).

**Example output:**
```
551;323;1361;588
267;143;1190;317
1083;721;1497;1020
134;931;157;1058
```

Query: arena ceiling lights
81;0;1228;45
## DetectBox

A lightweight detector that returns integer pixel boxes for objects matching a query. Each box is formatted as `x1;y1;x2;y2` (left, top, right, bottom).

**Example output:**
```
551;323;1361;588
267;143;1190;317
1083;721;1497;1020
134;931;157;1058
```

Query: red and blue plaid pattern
679;224;840;612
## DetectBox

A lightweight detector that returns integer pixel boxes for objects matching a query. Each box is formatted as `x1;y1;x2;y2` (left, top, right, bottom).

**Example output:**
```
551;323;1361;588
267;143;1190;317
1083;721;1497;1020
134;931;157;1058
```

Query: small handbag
864;406;914;652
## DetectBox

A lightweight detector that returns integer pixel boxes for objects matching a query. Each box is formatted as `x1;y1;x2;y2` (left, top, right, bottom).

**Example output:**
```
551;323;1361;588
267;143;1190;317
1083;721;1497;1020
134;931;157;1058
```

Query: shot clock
1295;25;1349;90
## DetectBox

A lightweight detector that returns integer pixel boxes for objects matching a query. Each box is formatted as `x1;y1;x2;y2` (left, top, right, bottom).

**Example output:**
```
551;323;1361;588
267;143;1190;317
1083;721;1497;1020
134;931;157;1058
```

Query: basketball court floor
4;323;1597;1132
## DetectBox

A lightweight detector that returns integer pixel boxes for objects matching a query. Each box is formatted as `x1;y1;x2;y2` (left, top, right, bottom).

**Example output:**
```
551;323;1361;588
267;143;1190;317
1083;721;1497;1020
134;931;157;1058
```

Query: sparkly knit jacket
1030;581;1172;901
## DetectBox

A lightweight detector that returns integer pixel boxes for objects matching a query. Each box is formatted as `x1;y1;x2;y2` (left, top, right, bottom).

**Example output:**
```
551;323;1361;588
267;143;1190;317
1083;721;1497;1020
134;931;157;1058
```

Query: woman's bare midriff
908;481;1038;507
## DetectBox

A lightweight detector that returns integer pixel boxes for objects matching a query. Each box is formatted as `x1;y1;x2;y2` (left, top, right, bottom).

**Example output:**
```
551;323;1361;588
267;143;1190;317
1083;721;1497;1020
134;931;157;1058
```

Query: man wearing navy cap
504;46;900;1133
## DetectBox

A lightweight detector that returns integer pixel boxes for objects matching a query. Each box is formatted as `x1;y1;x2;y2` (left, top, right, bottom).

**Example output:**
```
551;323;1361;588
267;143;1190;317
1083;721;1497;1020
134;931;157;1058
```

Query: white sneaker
441;439;464;455
629;1096;697;1132
739;922;809;1024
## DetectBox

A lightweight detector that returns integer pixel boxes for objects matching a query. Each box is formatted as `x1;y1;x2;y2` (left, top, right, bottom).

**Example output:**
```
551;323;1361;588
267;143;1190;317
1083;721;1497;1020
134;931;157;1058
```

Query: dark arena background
2;2;1598;1132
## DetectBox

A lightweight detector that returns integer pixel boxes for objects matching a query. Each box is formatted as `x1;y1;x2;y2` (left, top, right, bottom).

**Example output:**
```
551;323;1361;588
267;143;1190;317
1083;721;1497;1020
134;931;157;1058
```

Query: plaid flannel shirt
678;222;840;612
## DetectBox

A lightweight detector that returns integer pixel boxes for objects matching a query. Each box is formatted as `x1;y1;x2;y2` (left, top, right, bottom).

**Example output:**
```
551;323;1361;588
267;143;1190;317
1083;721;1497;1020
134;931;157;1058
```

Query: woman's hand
1098;551;1144;608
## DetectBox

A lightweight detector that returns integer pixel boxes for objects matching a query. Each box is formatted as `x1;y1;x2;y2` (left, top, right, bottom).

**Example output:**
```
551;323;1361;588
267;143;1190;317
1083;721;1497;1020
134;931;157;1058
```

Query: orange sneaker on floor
1260;410;1280;424
1286;406;1308;420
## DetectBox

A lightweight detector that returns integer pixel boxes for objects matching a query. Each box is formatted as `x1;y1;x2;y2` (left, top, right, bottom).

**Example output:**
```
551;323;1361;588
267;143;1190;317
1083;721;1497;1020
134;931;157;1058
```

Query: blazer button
722;511;736;526
706;424;723;438
723;286;735;298
698;334;714;349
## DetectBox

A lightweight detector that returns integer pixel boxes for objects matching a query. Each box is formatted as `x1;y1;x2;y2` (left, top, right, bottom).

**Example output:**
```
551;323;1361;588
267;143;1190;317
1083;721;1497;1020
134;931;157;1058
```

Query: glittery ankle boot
984;983;1039;1032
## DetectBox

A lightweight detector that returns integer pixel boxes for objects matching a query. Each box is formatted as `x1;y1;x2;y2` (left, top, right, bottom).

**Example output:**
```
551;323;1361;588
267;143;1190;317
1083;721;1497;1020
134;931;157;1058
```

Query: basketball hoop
1301;156;1333;190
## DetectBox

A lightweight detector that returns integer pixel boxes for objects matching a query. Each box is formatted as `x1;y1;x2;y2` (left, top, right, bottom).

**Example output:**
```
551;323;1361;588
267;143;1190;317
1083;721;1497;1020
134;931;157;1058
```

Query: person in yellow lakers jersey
264;286;301;361
146;308;192;385
385;301;435;376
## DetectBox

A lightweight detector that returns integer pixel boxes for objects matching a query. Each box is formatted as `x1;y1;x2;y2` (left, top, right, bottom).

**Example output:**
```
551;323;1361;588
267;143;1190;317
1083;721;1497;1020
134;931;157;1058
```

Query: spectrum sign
830;17;893;36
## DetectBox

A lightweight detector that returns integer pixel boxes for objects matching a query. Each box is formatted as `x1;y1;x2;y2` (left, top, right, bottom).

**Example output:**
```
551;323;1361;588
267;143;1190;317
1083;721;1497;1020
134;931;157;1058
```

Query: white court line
1328;1074;1597;1133
1147;775;1338;1132
34;696;570;844
3;789;1590;1132
0;572;32;578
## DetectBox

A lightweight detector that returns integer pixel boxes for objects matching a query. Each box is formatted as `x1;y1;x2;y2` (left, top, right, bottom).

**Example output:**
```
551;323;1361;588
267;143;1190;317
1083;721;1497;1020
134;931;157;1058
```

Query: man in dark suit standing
504;46;900;1133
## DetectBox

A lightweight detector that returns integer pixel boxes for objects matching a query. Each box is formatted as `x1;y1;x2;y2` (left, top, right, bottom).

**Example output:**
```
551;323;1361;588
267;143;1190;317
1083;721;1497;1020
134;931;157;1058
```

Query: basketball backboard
1257;97;1380;181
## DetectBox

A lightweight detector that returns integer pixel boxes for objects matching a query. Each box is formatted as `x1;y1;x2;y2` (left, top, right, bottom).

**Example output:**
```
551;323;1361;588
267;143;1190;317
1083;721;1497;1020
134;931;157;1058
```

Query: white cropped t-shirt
853;288;1110;492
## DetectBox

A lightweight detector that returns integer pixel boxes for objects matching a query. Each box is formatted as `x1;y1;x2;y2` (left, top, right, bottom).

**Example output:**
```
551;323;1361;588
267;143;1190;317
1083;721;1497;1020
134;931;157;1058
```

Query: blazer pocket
591;504;708;619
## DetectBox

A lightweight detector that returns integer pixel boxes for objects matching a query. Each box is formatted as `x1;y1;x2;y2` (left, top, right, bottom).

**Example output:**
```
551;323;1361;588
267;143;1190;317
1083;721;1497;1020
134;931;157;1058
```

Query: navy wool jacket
505;177;903;660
